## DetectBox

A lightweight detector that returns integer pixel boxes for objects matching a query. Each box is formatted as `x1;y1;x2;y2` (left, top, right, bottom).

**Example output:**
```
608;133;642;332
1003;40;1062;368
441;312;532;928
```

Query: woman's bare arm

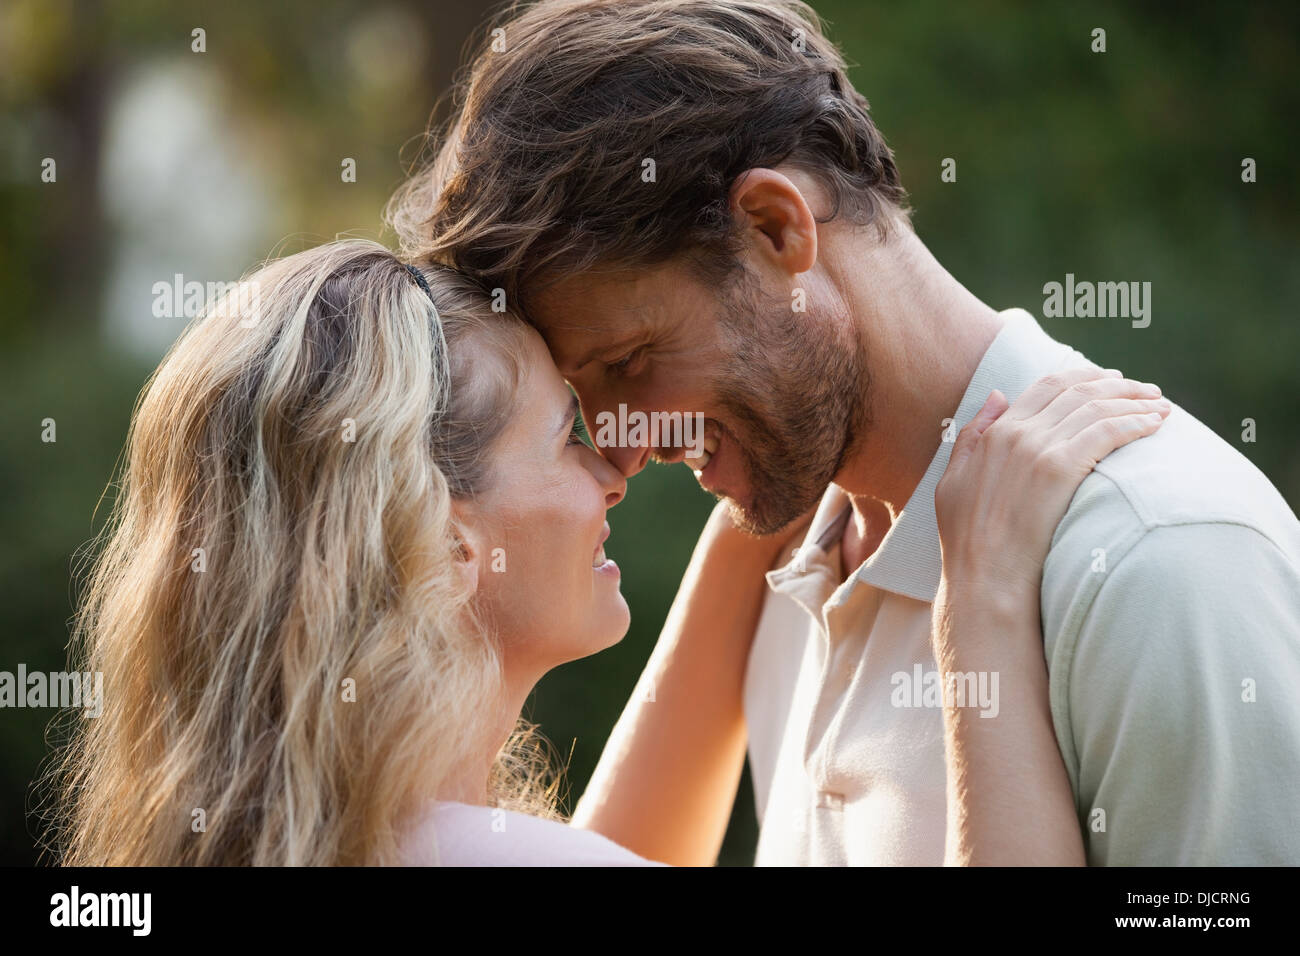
570;501;808;866
932;367;1169;865
933;582;1088;865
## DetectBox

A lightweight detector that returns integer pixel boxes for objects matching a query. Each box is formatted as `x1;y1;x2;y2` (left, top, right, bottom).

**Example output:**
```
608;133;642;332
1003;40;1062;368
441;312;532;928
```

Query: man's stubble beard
712;276;871;536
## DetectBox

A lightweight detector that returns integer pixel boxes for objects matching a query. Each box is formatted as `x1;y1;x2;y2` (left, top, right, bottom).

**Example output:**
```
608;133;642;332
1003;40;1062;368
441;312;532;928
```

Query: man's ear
729;168;819;276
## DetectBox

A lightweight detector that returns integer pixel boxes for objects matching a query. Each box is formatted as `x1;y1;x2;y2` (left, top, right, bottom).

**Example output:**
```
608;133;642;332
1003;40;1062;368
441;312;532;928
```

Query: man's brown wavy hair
389;0;909;311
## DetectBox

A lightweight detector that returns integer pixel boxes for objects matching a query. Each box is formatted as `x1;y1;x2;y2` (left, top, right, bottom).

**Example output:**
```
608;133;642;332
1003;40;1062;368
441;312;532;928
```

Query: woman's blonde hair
51;239;560;865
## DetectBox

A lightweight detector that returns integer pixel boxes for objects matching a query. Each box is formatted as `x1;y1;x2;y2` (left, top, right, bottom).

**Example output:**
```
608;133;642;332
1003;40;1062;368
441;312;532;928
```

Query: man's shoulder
1096;402;1295;539
1048;402;1299;569
1041;401;1300;645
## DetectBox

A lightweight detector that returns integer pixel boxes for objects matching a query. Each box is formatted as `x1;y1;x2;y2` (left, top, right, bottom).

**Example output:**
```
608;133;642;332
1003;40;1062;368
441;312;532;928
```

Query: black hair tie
403;262;435;302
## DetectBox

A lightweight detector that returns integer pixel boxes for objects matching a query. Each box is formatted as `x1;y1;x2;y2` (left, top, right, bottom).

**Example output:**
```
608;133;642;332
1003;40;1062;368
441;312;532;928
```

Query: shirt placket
801;572;881;812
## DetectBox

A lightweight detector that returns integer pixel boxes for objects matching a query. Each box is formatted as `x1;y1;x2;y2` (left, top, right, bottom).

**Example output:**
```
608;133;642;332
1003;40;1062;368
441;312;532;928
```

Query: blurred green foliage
0;0;1295;865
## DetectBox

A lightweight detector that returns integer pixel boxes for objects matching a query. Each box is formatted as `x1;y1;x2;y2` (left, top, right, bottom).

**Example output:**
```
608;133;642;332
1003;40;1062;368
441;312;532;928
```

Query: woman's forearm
933;578;1087;866
570;503;802;866
929;371;1168;866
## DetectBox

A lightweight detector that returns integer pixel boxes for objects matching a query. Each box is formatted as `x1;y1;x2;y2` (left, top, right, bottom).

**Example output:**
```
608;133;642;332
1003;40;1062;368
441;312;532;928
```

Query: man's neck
838;495;891;577
828;222;1004;560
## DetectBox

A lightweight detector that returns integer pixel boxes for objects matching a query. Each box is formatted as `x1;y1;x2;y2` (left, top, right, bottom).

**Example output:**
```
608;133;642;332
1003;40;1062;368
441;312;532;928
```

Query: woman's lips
593;522;617;574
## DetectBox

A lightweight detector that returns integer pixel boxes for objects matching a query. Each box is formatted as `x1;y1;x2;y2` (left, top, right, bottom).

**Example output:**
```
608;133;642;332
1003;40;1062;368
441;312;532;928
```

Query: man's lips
682;430;721;475
648;419;721;468
615;416;735;497
686;431;732;496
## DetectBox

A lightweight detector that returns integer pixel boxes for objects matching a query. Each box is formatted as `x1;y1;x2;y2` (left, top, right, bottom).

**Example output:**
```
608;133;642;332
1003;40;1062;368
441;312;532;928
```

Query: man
390;0;1300;864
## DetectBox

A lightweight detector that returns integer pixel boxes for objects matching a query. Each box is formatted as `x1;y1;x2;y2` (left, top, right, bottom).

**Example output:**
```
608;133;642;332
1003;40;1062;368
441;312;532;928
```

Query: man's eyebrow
555;394;580;437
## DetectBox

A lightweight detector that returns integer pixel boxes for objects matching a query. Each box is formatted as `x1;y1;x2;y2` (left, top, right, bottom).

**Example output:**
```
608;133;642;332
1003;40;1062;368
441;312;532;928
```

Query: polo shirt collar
770;307;1083;606
765;483;854;624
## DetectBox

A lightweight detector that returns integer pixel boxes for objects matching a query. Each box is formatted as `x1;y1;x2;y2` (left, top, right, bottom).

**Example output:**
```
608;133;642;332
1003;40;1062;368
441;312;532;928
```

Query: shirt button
815;790;845;811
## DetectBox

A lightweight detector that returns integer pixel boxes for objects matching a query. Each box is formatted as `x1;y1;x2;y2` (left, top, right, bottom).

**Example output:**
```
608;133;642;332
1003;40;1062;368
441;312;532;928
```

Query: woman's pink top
402;801;670;867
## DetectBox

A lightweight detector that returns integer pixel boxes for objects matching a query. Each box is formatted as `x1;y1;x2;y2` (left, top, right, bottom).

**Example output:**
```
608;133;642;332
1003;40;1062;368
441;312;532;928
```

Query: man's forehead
530;270;661;327
527;271;666;352
534;318;646;377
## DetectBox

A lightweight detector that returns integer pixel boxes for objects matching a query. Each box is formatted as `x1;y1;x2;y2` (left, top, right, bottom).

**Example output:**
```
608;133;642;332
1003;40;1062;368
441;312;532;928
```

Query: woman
54;240;1167;865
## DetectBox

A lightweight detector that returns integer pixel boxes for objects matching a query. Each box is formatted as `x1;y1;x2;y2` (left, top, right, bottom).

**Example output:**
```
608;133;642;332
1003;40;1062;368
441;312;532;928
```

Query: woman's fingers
1048;394;1171;441
949;389;1009;471
1004;365;1119;421
1064;410;1168;468
935;366;1171;601
944;368;1169;490
1035;375;1163;430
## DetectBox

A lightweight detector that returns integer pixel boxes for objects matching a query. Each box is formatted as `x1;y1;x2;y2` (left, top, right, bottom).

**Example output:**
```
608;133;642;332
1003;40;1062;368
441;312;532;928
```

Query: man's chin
724;466;838;536
724;494;799;537
705;433;831;534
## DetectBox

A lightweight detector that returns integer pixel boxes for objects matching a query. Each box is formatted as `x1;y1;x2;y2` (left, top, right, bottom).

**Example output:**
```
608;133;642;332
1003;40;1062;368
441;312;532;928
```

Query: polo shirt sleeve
1046;519;1300;865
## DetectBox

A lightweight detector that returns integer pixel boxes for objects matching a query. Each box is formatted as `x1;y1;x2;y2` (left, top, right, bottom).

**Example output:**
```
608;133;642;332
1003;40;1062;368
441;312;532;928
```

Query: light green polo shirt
745;307;1300;865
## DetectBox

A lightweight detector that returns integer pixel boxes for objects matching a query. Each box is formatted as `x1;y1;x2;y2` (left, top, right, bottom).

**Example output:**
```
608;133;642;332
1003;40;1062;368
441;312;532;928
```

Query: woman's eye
567;416;590;447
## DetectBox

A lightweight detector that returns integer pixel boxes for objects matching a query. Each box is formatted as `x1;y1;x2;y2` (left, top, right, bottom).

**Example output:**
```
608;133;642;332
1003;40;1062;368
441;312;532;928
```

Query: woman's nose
590;449;627;508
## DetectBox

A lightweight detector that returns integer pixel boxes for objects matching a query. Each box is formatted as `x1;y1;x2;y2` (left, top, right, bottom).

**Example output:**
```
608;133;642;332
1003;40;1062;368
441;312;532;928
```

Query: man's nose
579;397;652;479
598;429;652;479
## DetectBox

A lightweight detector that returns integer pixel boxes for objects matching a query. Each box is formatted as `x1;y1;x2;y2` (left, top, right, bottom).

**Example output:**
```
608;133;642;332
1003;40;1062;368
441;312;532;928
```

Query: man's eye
608;347;645;376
